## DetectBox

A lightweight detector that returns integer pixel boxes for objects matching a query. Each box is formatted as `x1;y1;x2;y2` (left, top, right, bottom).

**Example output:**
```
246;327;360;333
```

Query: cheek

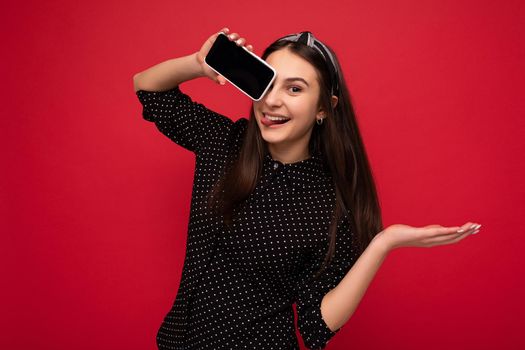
288;99;318;121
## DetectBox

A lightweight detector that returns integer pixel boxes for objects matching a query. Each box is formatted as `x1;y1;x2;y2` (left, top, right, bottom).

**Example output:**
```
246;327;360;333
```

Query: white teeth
265;114;290;121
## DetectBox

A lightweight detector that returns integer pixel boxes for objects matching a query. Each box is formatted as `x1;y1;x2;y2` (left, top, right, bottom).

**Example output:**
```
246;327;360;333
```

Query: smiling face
253;48;325;163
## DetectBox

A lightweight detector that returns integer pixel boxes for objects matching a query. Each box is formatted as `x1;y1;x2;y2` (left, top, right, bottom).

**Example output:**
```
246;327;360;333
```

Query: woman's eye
289;86;302;93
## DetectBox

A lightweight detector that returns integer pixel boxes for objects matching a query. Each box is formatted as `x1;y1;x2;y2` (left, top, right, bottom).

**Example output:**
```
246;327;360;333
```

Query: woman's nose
263;85;282;107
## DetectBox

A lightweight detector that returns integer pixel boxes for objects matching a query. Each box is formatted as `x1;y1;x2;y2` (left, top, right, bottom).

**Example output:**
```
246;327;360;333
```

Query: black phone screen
205;33;276;100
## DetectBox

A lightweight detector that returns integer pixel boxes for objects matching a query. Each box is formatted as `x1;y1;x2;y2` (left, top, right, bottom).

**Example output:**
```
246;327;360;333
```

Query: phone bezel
204;32;277;101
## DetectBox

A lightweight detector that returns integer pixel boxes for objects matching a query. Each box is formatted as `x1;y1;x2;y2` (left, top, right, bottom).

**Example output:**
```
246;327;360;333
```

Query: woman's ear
331;95;338;109
317;96;339;117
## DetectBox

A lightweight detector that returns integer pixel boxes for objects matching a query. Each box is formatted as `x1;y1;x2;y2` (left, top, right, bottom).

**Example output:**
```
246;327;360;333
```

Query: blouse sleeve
135;85;234;154
295;215;359;349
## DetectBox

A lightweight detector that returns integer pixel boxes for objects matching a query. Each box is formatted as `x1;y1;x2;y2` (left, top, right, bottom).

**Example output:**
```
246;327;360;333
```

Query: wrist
372;231;393;255
192;52;206;78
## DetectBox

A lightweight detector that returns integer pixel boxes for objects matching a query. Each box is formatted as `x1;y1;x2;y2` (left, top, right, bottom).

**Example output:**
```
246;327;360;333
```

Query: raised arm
133;27;253;92
133;53;204;92
132;28;254;154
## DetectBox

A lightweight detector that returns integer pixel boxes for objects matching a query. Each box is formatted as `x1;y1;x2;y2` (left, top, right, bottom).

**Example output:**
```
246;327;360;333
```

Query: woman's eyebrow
283;77;309;86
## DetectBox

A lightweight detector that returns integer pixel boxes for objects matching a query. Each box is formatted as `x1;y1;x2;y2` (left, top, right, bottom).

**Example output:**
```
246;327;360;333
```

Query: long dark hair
206;36;383;277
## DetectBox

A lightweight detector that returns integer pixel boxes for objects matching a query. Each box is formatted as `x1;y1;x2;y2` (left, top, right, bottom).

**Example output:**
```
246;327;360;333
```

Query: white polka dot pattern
136;86;359;349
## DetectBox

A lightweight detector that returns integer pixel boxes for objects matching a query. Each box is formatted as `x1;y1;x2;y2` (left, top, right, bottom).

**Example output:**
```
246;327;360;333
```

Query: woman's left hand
377;222;481;251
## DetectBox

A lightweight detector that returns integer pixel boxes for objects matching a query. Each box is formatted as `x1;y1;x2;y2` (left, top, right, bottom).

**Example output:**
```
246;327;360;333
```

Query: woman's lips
261;113;291;127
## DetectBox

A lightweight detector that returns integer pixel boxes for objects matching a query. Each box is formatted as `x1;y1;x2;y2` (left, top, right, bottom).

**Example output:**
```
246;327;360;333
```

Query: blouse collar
262;150;330;190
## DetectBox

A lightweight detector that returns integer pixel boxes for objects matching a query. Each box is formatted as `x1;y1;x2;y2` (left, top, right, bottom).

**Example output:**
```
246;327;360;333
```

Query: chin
259;131;283;143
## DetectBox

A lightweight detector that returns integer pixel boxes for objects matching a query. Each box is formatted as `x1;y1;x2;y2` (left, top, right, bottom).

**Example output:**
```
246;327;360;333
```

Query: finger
431;223;478;237
216;74;226;85
437;229;475;245
419;222;482;246
236;37;246;46
228;32;240;41
208;31;221;43
210;28;230;43
421;228;474;246
246;44;253;51
457;222;473;233
424;226;460;237
209;28;230;46
456;222;481;234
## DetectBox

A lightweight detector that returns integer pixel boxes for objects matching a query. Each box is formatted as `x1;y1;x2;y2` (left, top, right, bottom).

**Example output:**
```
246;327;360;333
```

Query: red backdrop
2;0;524;349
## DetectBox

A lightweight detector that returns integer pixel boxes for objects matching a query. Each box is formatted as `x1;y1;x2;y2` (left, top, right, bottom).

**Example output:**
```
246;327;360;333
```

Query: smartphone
205;32;276;101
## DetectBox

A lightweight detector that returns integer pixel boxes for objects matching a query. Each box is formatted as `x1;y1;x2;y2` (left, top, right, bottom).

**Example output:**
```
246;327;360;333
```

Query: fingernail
471;229;480;235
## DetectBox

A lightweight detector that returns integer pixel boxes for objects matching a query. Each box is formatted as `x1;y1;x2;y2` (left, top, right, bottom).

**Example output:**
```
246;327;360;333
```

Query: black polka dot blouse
136;85;359;349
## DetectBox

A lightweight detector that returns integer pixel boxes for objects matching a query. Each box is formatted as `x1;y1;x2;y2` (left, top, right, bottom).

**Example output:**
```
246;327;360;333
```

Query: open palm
381;222;481;250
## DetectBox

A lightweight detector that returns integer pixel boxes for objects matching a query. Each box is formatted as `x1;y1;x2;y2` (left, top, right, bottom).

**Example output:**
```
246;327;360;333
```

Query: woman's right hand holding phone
133;27;253;93
196;27;254;85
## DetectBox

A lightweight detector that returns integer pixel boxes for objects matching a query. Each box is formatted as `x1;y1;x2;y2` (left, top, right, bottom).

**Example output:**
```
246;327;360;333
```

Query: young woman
133;27;481;350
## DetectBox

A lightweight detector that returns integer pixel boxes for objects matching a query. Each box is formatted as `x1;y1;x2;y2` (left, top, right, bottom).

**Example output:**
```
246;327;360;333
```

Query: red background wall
2;0;524;349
